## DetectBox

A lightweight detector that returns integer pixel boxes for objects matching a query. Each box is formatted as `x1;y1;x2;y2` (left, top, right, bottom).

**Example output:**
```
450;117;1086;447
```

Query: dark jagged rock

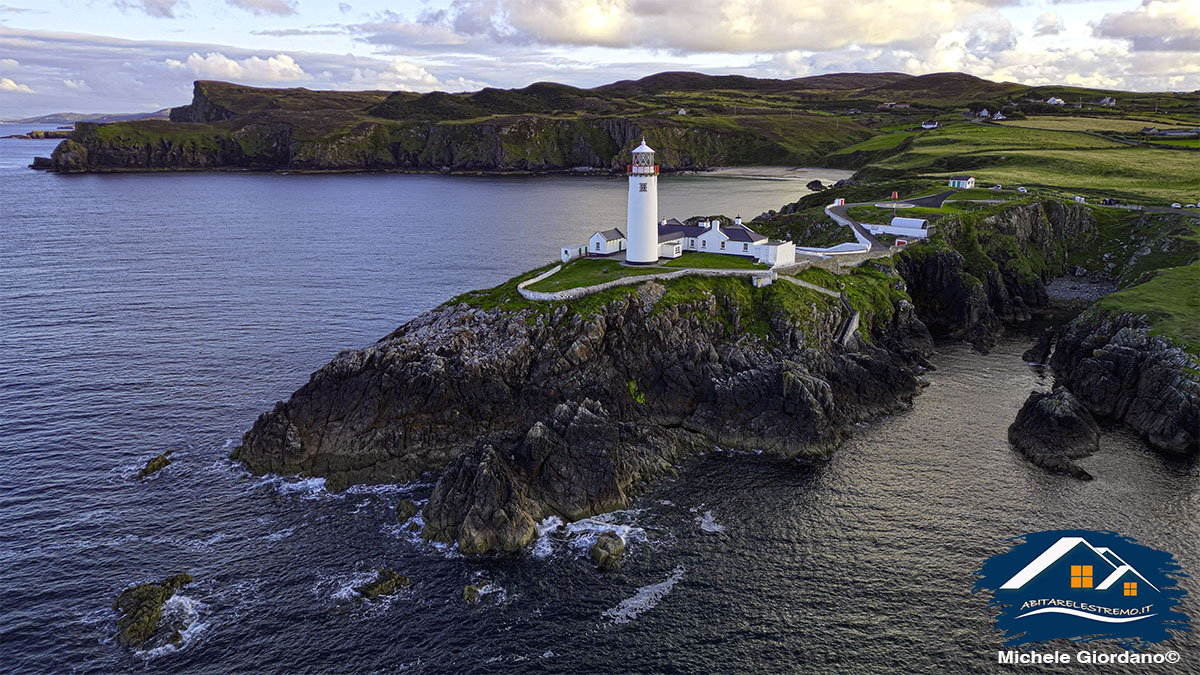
895;201;1097;352
395;499;419;522
1008;388;1099;479
112;573;192;649
50;139;88;173
354;568;410;601
29;156;53;170
590;531;625;571
137;450;174;479
1022;328;1056;364
806;179;826;191
234;278;932;553
1050;312;1199;455
463;582;490;604
895;247;1002;351
169;82;240;123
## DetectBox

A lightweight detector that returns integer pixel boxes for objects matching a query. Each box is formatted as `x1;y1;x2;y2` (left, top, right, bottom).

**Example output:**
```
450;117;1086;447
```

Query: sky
0;0;1198;117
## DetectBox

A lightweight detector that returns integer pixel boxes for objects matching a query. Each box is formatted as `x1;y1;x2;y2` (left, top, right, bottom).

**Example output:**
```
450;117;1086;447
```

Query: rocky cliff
894;200;1097;351
1049;311;1199;455
39;80;870;174
233;274;933;553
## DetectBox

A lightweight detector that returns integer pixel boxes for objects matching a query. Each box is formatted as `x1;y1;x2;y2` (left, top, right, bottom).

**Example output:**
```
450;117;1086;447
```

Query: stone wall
517;265;775;301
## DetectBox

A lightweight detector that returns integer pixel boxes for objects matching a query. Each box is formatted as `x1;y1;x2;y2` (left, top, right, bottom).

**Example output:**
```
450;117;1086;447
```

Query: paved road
908;190;957;208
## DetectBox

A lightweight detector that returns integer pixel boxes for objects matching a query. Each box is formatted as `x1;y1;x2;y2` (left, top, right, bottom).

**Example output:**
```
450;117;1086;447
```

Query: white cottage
588;228;626;256
948;175;976;189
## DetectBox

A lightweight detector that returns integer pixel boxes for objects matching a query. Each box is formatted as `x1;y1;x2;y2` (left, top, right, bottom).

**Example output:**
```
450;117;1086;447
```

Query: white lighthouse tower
625;139;659;265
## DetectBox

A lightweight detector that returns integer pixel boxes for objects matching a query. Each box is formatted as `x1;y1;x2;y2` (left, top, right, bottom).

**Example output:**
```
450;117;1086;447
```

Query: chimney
734;216;742;226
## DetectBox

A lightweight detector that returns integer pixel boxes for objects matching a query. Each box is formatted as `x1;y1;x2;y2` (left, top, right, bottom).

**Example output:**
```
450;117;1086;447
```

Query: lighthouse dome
632;139;654;154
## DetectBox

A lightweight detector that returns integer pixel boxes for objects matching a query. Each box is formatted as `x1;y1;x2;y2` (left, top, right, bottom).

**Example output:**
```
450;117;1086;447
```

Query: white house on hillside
561;228;626;262
656;216;796;267
948;175;976;189
590;228;625;255
1046;97;1065;106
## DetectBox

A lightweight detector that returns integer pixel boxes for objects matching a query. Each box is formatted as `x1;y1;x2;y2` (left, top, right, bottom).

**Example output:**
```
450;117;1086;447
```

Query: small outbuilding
589;229;626;256
948;176;976;189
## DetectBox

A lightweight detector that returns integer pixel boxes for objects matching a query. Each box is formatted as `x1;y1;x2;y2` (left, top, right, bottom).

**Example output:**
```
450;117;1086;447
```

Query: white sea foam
603;566;685;624
265;526;298;542
136;593;208;660
696;510;725;533
531;511;648;559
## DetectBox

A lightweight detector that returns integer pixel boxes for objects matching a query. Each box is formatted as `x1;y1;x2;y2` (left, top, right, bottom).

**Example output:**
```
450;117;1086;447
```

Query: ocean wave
603;566;686;624
695;510;725;533
135;592;209;660
531;511;648;559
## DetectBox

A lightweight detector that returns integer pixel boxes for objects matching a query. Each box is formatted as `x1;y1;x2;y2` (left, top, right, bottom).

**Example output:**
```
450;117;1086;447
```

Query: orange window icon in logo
1124;582;1138;597
1070;565;1093;588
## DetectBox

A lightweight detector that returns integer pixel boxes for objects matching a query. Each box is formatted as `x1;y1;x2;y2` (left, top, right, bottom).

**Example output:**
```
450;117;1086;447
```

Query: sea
1;124;1197;674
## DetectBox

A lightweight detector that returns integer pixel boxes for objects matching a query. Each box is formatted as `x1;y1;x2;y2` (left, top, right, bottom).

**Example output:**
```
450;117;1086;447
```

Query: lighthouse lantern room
625;139;659;265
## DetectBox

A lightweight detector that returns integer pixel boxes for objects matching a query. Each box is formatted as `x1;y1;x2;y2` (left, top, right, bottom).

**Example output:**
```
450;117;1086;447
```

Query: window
595;242;600;251
1071;565;1093;588
702;240;706;248
639;182;648;192
1124;582;1137;597
720;241;725;250
743;243;749;252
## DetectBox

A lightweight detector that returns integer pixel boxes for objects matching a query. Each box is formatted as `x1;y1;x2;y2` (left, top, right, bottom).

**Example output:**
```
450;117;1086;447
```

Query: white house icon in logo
1001;536;1159;592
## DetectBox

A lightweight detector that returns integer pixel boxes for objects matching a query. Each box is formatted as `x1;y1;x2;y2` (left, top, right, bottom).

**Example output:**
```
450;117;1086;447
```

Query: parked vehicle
1017;187;1028;194
1171;203;1182;208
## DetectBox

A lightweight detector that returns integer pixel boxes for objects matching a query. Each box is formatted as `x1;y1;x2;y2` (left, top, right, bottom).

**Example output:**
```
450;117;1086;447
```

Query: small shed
948;176;976;189
589;229;625;256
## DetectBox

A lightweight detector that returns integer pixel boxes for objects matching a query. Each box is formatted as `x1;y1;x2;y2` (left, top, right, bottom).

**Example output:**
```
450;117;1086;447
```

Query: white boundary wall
517;265;776;302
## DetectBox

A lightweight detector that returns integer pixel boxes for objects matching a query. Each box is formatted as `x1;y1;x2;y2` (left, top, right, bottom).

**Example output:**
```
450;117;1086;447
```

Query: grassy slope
1096;260;1200;353
866;122;1199;203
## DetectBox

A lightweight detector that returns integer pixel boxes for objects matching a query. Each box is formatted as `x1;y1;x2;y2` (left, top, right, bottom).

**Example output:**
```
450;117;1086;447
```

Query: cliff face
234;275;933;553
1049;312;1199;455
894;201;1097;351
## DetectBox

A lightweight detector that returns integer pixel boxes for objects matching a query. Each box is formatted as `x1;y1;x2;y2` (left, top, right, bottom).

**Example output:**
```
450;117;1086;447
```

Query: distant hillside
8;109;171;125
31;71;1199;174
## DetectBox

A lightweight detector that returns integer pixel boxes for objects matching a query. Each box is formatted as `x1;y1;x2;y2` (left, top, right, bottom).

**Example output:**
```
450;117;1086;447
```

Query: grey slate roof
720;223;767;243
593;228;625;241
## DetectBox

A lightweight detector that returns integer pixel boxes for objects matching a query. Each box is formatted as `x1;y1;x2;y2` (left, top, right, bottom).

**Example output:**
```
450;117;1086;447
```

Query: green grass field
998;117;1194;133
1147;138;1200;148
1096;261;1200;354
660;252;766;269
831;131;916;155
524;258;664;292
868;123;1200;203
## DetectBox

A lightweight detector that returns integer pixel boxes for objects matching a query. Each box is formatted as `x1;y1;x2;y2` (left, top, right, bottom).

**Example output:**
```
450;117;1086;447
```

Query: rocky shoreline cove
231;196;1199;553
234;276;934;553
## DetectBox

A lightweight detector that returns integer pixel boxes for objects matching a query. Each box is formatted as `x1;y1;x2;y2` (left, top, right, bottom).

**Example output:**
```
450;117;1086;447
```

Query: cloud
165;52;308;81
226;0;298;16
0;57;17;68
0;76;35;92
1093;0;1200;51
114;0;187;19
1033;12;1064;37
339;2;352;12
62;78;89;90
0;4;45;13
252;28;345;37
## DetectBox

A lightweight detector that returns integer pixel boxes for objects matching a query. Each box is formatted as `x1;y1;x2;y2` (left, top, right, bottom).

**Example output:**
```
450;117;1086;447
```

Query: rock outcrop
354;568;411;601
590;531;626;571
1049;312;1199;455
1008;388;1100;479
235;275;932;553
112;573;193;649
137;450;174;479
895;202;1097;352
1022;328;1056;364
